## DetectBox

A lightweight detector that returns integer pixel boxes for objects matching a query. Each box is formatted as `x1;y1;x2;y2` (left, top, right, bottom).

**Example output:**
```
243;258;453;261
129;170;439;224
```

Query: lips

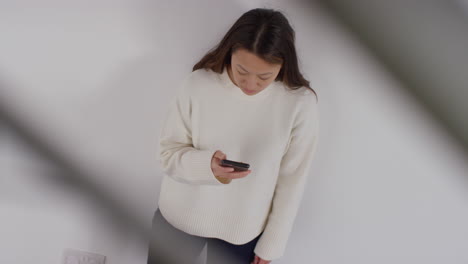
243;88;255;94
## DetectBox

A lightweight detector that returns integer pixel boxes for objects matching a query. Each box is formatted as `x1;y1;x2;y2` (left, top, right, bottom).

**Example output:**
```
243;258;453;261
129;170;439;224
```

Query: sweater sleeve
254;94;320;261
157;76;224;186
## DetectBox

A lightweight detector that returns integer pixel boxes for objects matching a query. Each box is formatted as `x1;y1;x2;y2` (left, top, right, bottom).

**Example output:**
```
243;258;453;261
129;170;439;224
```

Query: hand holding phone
211;150;251;184
220;159;250;171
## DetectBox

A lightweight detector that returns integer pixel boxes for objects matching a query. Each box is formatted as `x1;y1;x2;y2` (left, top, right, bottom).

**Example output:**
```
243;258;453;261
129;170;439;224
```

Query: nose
242;76;257;90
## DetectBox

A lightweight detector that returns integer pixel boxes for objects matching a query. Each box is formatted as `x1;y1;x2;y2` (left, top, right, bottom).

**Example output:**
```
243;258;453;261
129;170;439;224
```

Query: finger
214;150;225;159
218;151;227;160
254;255;260;264
219;166;235;172
214;160;234;170
222;170;251;179
214;166;235;174
216;155;227;163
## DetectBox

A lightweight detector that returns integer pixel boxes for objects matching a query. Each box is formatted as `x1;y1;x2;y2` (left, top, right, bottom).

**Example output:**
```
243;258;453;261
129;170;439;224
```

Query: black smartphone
220;159;250;171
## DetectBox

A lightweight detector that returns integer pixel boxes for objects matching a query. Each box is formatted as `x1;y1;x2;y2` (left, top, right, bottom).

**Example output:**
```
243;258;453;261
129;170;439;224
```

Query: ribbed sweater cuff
253;223;290;261
189;149;224;185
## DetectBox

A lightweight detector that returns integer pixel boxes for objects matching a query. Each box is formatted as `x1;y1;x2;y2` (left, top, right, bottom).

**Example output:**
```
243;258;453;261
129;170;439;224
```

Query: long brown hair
193;8;317;98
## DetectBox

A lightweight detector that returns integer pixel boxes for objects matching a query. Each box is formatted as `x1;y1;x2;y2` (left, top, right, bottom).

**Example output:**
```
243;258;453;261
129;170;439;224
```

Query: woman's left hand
251;254;271;264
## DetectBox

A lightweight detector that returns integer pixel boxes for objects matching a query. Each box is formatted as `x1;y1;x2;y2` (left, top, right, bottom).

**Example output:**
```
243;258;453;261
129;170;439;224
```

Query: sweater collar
220;65;275;101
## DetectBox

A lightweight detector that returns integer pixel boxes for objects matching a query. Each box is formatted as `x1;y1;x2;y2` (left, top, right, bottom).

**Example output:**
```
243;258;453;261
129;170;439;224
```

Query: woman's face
228;48;282;96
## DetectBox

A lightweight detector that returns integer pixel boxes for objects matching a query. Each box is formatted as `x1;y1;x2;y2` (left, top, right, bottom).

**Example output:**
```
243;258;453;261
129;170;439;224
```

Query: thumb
215;150;226;160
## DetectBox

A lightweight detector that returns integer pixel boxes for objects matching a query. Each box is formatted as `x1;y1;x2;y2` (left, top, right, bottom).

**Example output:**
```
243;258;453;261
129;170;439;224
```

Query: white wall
1;0;468;263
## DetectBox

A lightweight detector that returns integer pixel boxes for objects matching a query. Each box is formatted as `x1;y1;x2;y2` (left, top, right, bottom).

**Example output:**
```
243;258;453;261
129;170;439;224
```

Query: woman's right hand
211;150;251;184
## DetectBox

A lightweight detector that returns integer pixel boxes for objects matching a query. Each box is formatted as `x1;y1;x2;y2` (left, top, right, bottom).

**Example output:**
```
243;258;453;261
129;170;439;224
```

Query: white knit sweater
157;66;319;261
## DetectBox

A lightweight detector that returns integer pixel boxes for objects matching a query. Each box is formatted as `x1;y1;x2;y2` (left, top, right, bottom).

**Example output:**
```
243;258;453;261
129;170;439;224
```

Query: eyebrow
237;64;273;76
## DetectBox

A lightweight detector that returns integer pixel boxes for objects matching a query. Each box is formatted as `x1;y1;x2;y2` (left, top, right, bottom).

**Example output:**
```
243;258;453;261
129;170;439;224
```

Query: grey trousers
147;208;263;264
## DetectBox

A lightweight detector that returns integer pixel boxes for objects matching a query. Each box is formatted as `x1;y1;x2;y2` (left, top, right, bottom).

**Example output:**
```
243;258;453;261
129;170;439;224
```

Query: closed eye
237;70;270;81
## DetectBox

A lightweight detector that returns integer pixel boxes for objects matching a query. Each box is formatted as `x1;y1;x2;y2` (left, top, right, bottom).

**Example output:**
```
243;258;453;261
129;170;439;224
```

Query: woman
148;8;319;264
